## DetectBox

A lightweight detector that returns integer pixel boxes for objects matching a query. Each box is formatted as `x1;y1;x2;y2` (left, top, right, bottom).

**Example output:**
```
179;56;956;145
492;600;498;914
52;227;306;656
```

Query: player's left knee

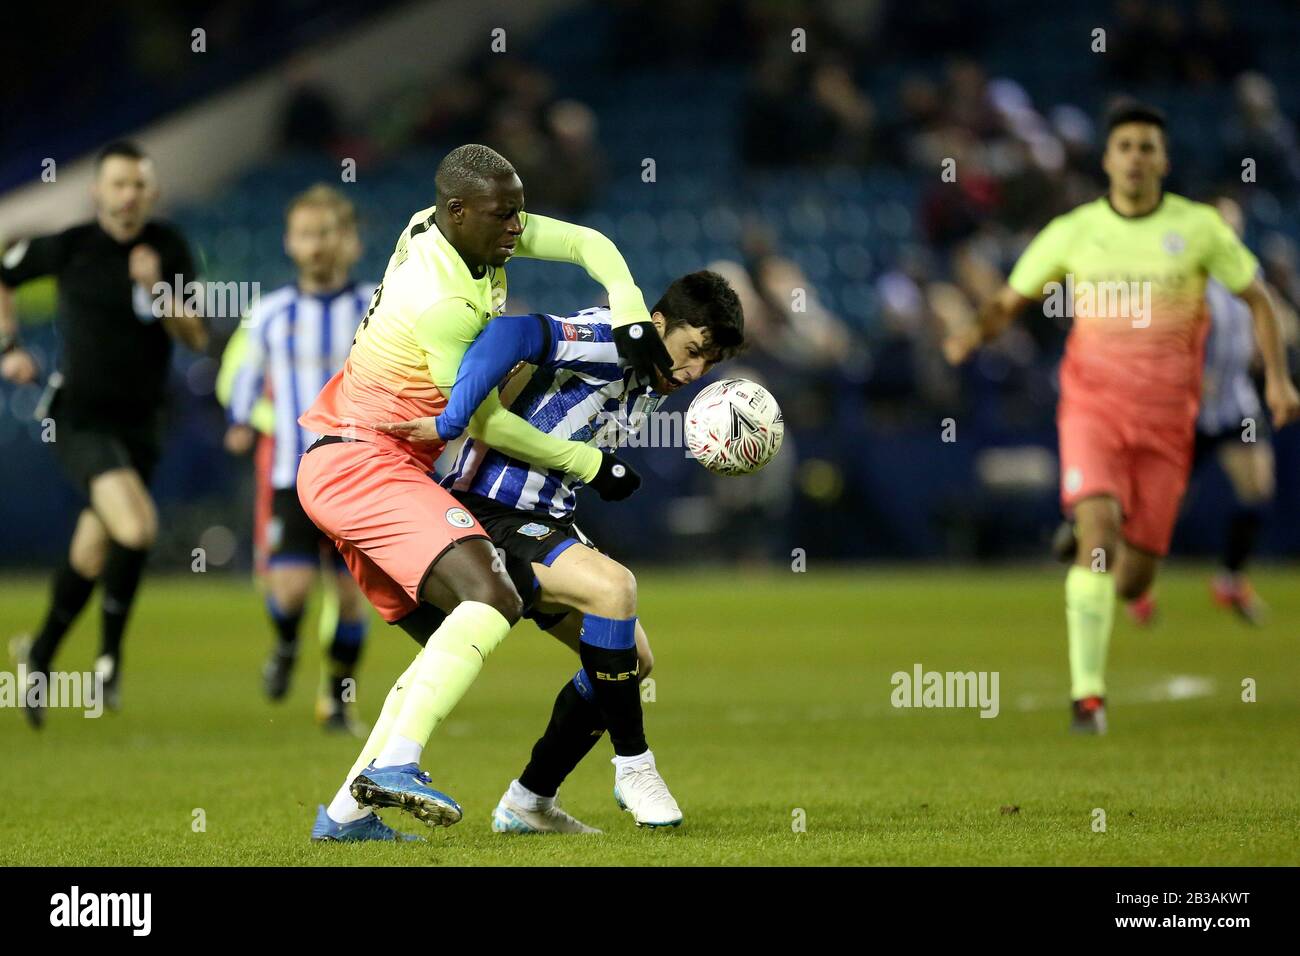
596;564;637;619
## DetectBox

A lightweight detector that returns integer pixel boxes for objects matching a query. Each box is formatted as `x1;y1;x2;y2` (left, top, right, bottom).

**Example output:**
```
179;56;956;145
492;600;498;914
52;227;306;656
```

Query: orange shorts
1057;400;1194;556
296;438;489;622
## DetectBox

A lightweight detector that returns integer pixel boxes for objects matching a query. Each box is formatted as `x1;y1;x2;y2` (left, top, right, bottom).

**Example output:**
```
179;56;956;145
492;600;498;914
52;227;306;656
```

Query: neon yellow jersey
299;206;633;480
1008;193;1259;420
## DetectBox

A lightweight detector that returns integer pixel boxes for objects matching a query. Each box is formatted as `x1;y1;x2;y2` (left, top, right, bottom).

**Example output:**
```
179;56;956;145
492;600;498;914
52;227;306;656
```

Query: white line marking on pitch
1015;675;1216;712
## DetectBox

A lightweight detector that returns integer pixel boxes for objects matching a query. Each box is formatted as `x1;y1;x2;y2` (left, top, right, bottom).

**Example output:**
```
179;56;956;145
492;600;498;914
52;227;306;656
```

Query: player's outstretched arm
431;313;552;442
946;214;1069;365
0;235;64;384
944;284;1033;365
219;325;273;454
0;284;39;384
514;212;675;384
1238;277;1300;428
376;299;627;490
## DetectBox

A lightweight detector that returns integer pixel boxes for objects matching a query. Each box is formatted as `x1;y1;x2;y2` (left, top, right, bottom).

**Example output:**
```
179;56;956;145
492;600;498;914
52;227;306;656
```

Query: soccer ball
684;378;784;476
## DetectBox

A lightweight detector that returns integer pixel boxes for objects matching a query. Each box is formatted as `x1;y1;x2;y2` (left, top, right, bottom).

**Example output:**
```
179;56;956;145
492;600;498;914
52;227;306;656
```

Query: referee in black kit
0;141;207;727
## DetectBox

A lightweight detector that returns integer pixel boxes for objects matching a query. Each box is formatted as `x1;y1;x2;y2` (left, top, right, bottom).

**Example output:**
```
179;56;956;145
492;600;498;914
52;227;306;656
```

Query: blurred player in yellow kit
947;102;1300;733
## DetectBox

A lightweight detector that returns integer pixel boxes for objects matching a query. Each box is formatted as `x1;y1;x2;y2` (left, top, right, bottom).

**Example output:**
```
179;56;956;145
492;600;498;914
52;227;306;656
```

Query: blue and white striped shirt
1198;278;1261;435
441;307;667;518
228;280;376;488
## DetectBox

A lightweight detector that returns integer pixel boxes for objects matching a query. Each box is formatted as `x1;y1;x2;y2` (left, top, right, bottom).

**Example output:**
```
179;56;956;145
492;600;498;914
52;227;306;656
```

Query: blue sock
266;596;303;655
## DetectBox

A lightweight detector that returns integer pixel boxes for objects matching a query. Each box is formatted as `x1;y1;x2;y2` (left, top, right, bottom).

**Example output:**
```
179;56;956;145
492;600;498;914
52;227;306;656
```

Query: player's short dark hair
435;144;517;203
1104;100;1167;140
653;270;745;362
95;140;147;168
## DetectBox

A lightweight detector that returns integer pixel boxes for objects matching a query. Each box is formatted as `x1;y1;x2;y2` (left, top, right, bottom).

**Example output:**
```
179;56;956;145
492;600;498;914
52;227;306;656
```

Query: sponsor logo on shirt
562;323;595;342
516;522;554;539
1162;231;1186;255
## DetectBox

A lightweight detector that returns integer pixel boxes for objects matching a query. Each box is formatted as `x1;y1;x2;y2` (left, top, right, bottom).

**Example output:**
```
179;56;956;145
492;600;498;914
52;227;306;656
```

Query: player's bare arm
128;244;207;352
0;278;39;384
1238;276;1300;428
944;284;1036;365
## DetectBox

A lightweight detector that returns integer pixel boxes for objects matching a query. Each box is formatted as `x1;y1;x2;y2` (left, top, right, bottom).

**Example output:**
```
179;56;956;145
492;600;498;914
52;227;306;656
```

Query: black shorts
1194;425;1271;469
451;491;595;630
52;416;162;493
268;487;345;569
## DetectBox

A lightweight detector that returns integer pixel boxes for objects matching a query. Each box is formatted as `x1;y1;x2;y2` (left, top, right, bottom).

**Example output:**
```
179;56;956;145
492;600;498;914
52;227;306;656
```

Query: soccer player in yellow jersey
946;103;1299;734
300;144;658;841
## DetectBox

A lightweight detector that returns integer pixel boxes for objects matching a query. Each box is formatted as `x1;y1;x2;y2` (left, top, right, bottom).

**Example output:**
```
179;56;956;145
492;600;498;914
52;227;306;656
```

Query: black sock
325;619;366;704
30;562;97;672
99;544;149;662
266;596;304;656
578;614;647;757
518;675;607;798
1224;508;1264;574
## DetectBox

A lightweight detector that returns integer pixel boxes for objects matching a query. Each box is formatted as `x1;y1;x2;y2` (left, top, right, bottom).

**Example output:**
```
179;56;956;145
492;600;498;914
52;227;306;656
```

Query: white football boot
612;752;683;828
491;783;601;834
93;654;122;712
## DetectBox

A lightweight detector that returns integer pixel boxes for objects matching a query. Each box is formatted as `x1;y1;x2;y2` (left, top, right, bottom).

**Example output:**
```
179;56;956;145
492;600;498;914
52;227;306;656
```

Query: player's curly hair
653;270;746;362
435;144;517;203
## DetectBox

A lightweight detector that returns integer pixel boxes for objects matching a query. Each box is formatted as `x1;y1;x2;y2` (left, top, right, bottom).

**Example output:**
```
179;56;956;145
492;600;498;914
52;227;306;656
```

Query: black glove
587;451;641;501
613;321;676;386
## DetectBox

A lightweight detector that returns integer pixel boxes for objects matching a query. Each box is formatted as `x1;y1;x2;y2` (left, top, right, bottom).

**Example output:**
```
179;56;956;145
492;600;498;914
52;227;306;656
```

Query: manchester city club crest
445;507;475;529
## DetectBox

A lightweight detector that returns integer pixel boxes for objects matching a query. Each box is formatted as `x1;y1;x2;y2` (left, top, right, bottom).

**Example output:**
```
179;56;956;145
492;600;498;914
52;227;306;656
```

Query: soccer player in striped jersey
1189;197;1280;624
301;144;651;842
409;269;744;831
946;102;1300;734
223;185;374;732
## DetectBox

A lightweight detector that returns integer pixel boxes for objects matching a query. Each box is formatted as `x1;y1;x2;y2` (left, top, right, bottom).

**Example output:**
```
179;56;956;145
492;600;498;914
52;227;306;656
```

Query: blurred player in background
302;144;651;842
222;185;374;733
1188;196;1281;624
946;103;1300;734
421;270;744;832
3;141;206;726
1122;195;1284;626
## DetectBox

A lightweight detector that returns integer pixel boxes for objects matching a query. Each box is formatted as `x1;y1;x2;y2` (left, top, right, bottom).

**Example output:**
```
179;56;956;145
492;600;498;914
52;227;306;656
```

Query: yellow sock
377;601;511;765
342;658;416;783
327;657;417;822
1065;565;1115;700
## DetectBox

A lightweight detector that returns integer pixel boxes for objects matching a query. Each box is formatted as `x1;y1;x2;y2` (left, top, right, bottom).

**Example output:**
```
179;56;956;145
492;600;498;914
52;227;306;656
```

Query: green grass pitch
1;566;1296;866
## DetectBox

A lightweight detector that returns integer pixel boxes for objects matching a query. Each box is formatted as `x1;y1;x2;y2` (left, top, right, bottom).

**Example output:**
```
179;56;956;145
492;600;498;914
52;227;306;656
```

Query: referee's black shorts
52;415;163;493
1193;422;1272;469
451;491;596;630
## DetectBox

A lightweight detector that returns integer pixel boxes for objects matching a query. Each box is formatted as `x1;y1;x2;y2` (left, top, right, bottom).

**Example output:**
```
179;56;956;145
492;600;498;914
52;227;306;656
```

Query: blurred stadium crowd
3;0;1299;568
